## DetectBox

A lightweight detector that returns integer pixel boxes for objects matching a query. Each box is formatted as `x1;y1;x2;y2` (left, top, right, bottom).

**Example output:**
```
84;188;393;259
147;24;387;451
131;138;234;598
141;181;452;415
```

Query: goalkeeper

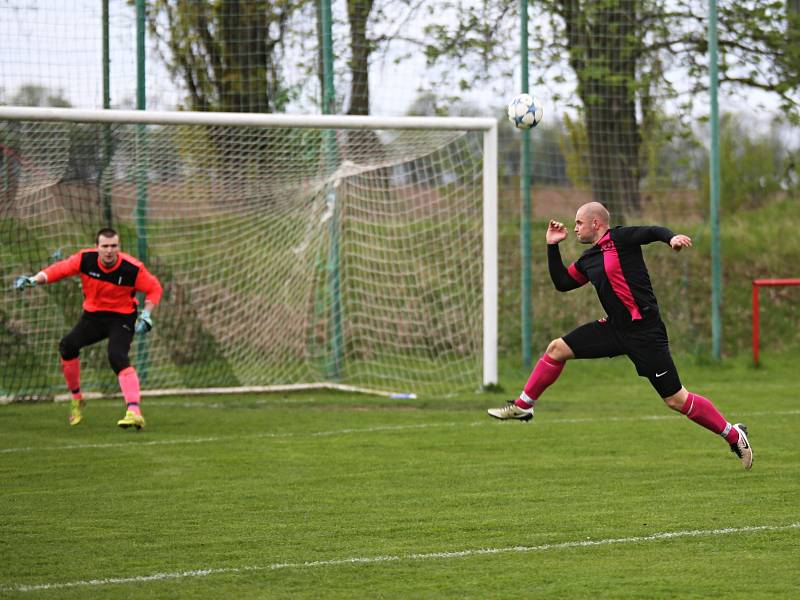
488;202;753;470
15;228;162;430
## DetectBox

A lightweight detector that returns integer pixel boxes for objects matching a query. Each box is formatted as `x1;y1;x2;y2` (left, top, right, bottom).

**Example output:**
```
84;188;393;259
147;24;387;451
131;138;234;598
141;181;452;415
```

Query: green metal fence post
321;0;343;379
135;0;150;379
708;0;722;360
101;0;113;227
520;0;533;369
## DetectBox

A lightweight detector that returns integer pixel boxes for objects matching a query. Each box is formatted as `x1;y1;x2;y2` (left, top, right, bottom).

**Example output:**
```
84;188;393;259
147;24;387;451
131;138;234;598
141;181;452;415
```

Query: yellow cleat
117;410;146;430
69;398;85;426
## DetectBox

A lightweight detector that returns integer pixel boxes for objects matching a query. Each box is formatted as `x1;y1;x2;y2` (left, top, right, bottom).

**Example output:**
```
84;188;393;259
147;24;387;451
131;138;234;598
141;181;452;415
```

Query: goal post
0;106;498;401
751;278;800;366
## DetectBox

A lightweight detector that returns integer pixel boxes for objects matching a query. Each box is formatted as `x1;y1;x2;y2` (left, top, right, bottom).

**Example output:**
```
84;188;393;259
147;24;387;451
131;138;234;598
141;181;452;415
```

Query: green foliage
710;197;800;357
718;1;800;121
558;112;590;188
701;114;794;213
639;107;703;192
421;1;517;98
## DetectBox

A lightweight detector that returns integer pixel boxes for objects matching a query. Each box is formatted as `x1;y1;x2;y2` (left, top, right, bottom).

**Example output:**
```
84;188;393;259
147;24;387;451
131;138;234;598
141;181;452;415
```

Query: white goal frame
0;106;498;396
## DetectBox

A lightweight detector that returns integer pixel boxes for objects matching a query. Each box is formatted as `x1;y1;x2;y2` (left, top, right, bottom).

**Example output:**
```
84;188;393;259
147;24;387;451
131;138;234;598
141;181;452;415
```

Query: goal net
0;107;497;401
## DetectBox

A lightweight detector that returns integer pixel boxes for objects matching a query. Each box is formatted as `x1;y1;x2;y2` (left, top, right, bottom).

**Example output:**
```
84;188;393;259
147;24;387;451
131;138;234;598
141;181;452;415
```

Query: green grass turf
1;353;798;598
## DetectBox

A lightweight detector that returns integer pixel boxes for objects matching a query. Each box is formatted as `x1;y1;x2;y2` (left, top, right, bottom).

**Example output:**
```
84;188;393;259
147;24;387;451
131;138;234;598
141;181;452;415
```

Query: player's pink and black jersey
547;226;674;326
42;249;162;314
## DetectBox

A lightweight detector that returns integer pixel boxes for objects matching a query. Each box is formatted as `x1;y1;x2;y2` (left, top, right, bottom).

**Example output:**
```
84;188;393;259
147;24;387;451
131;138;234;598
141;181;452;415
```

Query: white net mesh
1;115;487;399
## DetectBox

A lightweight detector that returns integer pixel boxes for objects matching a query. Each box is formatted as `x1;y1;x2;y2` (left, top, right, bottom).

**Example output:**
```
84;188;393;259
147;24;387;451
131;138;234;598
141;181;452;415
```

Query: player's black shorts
561;317;682;398
59;310;137;374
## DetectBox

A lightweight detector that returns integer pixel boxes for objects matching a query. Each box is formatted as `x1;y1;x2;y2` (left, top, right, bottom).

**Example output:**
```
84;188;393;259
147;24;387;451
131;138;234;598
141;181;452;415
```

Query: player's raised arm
41;252;83;285
546;220;586;292
546;220;568;245
669;234;692;251
13;254;78;289
612;225;675;246
614;225;691;251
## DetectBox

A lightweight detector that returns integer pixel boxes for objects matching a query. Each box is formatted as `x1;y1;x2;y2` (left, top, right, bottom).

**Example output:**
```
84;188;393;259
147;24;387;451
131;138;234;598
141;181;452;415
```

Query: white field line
2;410;799;455
2;522;798;593
0;423;444;454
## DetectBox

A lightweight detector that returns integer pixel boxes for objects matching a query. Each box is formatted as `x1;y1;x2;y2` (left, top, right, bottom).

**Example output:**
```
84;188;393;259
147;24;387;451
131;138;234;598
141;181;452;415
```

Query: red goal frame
752;278;800;365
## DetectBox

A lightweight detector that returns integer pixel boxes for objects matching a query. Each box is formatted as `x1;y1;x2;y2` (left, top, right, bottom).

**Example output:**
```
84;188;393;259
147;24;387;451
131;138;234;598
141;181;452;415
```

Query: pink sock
60;357;81;399
516;354;565;408
118;367;142;415
680;392;738;443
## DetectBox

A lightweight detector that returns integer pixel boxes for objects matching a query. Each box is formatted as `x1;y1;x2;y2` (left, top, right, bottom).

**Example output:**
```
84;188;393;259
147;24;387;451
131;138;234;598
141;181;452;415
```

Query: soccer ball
507;93;543;129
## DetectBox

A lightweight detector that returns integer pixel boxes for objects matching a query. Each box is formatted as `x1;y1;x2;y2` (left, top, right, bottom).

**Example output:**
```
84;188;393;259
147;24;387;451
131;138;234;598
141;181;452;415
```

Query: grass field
1;353;799;598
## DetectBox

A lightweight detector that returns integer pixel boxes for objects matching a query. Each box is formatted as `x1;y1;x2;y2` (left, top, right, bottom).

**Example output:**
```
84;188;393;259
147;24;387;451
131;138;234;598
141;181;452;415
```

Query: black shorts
561;317;682;398
59;310;137;374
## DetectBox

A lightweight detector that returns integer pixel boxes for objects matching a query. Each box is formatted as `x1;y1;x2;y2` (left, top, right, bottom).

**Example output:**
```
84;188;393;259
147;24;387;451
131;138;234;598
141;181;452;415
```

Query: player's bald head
576;202;610;226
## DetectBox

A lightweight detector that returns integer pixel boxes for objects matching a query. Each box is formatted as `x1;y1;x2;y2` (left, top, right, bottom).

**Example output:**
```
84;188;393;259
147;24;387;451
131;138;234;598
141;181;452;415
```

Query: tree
345;0;375;115
338;0;429;115
147;0;304;113
554;0;645;216
702;114;792;213
422;0;800;218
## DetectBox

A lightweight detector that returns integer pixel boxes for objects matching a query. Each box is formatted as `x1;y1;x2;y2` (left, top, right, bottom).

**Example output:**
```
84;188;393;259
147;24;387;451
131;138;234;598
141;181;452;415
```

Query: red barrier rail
752;278;800;365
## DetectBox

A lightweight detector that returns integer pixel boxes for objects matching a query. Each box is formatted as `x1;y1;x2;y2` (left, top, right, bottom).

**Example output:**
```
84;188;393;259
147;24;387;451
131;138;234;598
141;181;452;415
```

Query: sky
0;0;432;115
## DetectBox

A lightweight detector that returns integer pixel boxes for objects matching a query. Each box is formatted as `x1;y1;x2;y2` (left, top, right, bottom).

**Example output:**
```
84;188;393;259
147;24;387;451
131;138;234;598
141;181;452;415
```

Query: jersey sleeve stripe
567;262;589;285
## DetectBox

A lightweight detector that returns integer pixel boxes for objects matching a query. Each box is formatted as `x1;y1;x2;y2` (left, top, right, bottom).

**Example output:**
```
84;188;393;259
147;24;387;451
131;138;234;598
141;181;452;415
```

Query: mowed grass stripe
2;408;798;454
4;523;798;593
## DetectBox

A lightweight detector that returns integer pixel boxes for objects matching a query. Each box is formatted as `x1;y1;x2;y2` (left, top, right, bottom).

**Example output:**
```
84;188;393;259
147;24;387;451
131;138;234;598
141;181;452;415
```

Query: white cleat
729;423;753;470
487;400;534;422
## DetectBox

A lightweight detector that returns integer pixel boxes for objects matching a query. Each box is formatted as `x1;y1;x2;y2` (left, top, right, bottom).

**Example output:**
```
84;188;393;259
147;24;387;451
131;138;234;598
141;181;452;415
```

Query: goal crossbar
0;106;496;132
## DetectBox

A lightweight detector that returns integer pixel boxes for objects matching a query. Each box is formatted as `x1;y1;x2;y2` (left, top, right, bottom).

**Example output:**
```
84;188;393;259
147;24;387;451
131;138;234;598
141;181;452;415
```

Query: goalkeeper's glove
135;310;153;335
14;275;37;291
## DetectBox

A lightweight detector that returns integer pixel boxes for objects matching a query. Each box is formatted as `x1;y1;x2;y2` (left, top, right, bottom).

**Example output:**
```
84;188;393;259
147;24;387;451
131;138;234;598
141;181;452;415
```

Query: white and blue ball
507;93;543;129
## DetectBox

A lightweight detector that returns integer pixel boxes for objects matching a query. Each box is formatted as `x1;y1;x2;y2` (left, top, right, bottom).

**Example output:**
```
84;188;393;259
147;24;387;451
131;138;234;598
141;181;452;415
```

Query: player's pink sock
680;391;739;443
516;354;565;408
60;357;81;399
118;367;142;416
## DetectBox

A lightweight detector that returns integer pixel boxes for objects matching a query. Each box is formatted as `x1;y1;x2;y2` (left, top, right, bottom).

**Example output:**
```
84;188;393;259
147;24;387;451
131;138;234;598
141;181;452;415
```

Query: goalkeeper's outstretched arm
13;271;47;290
15;251;81;290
